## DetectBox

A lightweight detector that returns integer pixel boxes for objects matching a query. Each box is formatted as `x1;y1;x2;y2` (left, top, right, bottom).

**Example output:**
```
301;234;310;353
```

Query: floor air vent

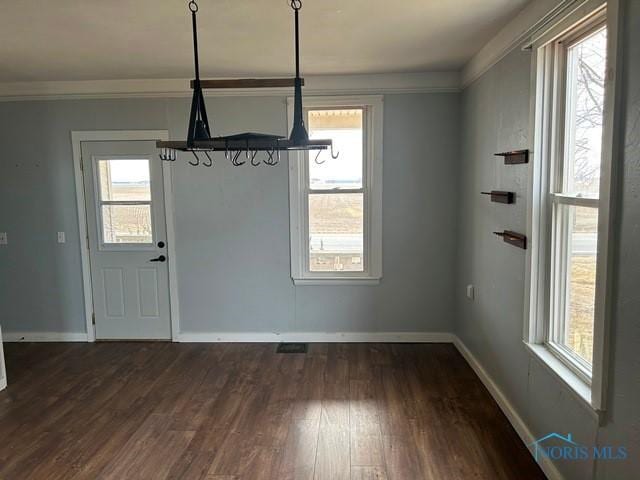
276;343;308;354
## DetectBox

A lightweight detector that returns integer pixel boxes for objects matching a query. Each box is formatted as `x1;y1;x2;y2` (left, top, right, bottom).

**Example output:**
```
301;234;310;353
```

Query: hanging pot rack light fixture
157;0;338;167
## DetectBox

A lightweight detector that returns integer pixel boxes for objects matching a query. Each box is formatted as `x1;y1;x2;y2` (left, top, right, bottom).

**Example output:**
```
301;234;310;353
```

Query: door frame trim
71;130;180;342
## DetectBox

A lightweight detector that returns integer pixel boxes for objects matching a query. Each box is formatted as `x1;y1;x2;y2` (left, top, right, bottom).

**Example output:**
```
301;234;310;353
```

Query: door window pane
99;159;151;201
102;205;153;244
565;206;598;363
308;109;363;190
564;28;607;198
309;193;363;272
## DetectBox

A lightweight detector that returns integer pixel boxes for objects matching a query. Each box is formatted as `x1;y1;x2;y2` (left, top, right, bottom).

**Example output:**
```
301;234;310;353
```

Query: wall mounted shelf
493;230;527;249
481;190;515;204
494;149;529;165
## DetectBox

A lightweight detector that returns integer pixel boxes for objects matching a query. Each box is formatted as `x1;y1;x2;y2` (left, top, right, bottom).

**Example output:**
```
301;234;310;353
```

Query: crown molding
0;72;460;102
461;0;589;88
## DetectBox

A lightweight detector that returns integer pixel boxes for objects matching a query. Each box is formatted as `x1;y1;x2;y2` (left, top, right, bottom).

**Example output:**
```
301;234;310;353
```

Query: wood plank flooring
0;342;545;479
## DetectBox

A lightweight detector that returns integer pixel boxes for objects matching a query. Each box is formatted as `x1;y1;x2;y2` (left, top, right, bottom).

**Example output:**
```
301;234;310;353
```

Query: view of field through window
566;206;598;363
307;109;364;272
561;27;607;364
98;159;153;244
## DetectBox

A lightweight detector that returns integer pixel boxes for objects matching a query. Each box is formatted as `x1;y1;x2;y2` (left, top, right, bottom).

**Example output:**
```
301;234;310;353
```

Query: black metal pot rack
157;0;337;168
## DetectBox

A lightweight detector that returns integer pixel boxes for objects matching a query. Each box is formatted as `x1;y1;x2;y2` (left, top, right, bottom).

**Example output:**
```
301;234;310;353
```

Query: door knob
149;255;166;263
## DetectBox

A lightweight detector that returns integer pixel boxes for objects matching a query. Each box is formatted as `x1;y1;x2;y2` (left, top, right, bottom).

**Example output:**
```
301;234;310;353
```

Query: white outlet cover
0;232;7;245
57;231;66;243
466;285;475;300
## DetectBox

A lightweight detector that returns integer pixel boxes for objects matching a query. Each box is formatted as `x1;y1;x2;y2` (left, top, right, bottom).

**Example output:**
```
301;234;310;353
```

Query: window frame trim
524;0;620;412
287;95;383;285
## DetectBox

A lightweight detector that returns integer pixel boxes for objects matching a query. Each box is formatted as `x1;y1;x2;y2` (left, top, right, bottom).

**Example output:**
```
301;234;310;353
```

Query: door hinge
80;156;84;171
92;313;96;325
86;235;90;250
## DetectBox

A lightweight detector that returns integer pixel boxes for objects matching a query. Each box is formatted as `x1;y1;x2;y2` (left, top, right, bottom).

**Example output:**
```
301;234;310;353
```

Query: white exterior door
81;141;171;340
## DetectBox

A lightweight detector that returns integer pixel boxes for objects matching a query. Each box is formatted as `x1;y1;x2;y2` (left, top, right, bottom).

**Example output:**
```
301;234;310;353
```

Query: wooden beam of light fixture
191;78;304;89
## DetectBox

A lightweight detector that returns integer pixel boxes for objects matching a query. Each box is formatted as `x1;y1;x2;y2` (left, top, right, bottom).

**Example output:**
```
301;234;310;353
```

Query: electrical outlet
57;232;66;243
0;232;7;245
466;284;475;300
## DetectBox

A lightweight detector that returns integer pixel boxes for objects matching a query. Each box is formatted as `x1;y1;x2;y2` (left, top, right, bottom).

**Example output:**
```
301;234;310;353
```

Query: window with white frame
96;158;154;245
528;3;617;409
288;96;383;284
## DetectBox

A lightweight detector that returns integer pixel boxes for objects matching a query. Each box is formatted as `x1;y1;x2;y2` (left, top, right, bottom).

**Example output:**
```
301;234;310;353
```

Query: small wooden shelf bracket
493;230;527;249
494;149;529;165
481;190;515;204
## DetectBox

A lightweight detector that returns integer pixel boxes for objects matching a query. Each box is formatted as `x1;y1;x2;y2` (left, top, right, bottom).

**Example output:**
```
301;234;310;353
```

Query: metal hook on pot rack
202;151;213;167
330;143;339;160
224;140;231;162
159;148;177;162
232;150;245;166
250;150;261;166
189;151;200;166
264;148;279;166
313;143;339;164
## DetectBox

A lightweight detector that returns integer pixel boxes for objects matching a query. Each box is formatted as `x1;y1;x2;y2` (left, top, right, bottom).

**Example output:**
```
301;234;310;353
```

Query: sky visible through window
108;159;150;184
566;27;607;198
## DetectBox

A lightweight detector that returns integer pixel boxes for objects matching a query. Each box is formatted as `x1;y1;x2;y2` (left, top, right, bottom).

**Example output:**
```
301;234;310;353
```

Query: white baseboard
176;331;455;343
0;326;6;391
453;336;564;480
3;332;89;342
2;330;453;344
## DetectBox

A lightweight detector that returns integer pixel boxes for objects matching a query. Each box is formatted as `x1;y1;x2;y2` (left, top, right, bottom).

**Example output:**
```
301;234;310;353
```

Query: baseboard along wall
3;332;89;342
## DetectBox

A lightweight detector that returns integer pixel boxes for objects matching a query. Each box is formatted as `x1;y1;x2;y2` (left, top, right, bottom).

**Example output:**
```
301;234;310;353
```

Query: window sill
524;342;602;422
292;277;381;286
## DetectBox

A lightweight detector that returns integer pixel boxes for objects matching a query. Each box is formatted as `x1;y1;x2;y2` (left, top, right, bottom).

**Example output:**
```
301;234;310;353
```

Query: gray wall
455;1;640;478
0;93;460;335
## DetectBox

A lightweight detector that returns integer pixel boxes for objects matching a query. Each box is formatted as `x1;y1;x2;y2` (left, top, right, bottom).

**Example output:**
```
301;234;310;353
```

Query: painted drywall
455;1;640;478
0;92;459;335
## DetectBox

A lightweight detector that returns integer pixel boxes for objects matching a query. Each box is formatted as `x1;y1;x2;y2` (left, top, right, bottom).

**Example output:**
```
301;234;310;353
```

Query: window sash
549;193;599;208
287;95;383;284
548;201;598;379
99;200;152;206
544;18;607;379
305;191;366;276
559;24;607;198
308;188;364;195
546;340;593;383
93;156;156;249
303;106;368;277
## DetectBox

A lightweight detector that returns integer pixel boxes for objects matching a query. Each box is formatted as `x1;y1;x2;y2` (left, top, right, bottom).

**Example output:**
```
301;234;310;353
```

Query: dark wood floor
0;342;544;480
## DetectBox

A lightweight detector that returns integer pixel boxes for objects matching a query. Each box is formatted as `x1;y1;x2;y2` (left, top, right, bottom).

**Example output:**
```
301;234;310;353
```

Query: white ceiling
0;0;529;82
